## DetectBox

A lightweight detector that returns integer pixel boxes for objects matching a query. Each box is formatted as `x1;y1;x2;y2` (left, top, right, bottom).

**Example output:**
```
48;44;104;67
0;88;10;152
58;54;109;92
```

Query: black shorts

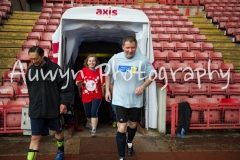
115;106;141;123
30;117;62;136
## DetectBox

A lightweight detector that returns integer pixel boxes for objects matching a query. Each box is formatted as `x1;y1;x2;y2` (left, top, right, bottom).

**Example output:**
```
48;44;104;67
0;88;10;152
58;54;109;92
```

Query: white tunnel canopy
52;6;158;129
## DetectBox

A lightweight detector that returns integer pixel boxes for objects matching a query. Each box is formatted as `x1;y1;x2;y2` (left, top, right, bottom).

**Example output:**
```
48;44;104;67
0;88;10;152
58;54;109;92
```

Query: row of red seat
144;10;183;16
205;6;240;12
32;24;57;32
167;97;239;108
44;2;179;11
150;21;194;27
22;40;51;50
202;0;240;4
205;3;240;7
152;42;214;52
152;34;206;42
151;27;200;34
148;15;188;21
155;62;234;73
154;51;222;64
157;71;235;85
166;83;239;99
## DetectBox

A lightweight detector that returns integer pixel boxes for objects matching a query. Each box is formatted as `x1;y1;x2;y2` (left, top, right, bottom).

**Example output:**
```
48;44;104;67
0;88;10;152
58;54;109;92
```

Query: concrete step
0;31;27;39
0;39;23;48
7;19;36;24
3;25;33;30
0;48;21;57
4;22;35;26
10;14;39;20
0;28;32;32
13;11;40;15
0;58;16;63
205;35;229;41
199;29;222;35
194;23;217;29
211;42;237;48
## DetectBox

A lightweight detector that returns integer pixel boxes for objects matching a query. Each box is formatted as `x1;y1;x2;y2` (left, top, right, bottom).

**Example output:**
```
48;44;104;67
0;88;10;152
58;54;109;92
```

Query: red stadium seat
154;50;168;63
50;13;61;19
27;32;41;40
189;63;203;70
48;19;60;25
158;34;170;42
178;16;188;21
42;7;52;13
189;42;201;51
151;21;162;27
210;52;223;67
190;84;208;98
38;41;52;50
195;52;209;66
35;18;48;25
52;8;63;14
174;11;183;16
41;32;53;41
209;84;227;100
0;86;14;98
32;25;46;32
188;28;200;34
172;84;190;99
160;5;170;11
183;21;194;28
164;11;174;16
172;21;183;27
182;51;195;64
22;40;37;50
194;35;207;43
161;21;173;27
220;63;234;72
178;27;189;34
7;100;27;105
162;42;175;51
231;73;240;83
201;42;214;52
175;42;188;51
44;3;54;8
168;51;181;63
17;50;30;62
39;13;50;19
54;3;64;8
182;34;195;42
165;27;178;34
45;25;57;32
158;15;169;21
155;27;166;33
154;10;165;16
168;16;179;21
170;34;182;42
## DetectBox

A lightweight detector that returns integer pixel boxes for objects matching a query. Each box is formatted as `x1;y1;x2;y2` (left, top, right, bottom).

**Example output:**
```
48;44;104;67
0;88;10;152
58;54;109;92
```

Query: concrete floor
0;123;240;160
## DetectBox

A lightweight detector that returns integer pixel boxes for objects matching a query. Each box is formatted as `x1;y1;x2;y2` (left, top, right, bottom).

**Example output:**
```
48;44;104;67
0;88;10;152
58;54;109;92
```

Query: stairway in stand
0;11;40;85
188;11;240;73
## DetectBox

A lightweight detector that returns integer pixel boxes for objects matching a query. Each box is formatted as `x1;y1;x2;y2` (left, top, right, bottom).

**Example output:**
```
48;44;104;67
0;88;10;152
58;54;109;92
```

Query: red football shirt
76;67;105;103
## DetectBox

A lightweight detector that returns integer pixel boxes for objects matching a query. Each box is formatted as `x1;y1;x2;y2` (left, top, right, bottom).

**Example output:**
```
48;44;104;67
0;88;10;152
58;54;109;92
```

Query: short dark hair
122;36;137;46
28;46;44;56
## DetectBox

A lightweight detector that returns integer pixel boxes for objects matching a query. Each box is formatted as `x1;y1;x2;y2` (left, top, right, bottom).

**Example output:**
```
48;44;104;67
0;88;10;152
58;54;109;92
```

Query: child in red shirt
76;55;105;137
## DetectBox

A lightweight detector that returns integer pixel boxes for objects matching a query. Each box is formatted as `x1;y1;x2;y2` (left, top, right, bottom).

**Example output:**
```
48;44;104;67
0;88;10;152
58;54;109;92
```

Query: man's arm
105;74;112;102
135;77;153;95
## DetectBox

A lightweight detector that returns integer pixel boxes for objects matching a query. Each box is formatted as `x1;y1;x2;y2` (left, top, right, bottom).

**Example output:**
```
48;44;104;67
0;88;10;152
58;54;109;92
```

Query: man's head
122;36;137;59
28;46;45;66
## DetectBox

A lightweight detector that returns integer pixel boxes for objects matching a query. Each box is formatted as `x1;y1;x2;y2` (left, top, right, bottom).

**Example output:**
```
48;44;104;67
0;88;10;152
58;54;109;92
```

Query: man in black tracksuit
26;46;73;160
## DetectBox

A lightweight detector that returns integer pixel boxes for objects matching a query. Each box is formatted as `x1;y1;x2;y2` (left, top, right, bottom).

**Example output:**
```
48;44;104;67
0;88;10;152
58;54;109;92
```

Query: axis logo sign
96;7;118;18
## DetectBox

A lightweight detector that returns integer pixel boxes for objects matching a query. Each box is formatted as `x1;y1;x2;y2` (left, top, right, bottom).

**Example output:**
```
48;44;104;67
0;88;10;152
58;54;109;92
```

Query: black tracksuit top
26;57;73;118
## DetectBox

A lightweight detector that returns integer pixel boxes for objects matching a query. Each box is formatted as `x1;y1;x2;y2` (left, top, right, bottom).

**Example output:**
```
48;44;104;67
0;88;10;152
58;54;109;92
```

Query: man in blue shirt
105;36;155;160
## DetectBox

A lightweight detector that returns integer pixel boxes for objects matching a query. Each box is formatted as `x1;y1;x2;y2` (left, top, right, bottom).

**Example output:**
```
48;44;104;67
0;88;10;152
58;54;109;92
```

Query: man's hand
105;90;112;102
60;104;67;114
135;86;144;95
